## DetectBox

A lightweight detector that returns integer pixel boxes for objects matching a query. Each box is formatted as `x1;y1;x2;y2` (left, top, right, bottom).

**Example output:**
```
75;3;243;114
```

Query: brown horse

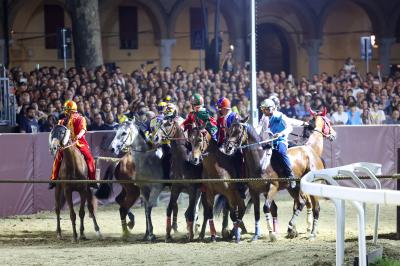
222;109;336;240
152;117;203;242
188;126;246;243
49;125;102;242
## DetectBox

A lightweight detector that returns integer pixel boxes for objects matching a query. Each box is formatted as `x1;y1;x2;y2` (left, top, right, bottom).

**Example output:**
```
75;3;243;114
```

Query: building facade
0;0;400;78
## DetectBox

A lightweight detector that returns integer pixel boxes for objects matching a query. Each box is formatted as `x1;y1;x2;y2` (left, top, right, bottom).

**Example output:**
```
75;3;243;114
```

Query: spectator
102;112;119;130
331;104;348;125
89;113;105;131
360;108;373;125
40;114;57;132
20;107;40;133
346;104;363;125
385;110;400;124
369;102;386;124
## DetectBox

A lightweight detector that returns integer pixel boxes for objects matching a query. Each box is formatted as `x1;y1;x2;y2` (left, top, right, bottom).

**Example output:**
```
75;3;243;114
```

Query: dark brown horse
49;125;101;242
188;127;246;243
152;117;203;241
222;110;336;240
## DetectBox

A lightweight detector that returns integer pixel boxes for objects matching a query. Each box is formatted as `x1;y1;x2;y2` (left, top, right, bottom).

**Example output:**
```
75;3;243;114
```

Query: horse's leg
226;192;244;243
194;189;202;234
141;188;150;240
271;200;278;234
86;188;101;238
124;185;140;231
198;192;208;240
250;190;261;241
304;194;313;233
78;190;87;240
115;189;129;238
166;185;180;242
205;190;217;242
309;196;320;240
221;201;230;240
65;188;78;243
55;185;62;239
145;185;163;241
185;185;198;242
172;201;179;233
286;187;305;239
263;183;279;242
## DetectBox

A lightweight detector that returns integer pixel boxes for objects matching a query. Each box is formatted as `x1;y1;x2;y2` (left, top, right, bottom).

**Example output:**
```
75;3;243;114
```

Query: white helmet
260;98;276;110
269;95;280;110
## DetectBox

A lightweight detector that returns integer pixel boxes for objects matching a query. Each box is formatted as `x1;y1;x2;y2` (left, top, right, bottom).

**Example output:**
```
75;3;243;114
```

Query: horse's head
110;118;138;155
188;126;210;165
221;116;249;156
152;117;178;146
307;107;336;141
49;125;70;156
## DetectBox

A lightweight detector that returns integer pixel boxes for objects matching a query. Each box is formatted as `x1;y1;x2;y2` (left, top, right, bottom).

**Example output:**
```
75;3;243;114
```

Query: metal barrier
0;67;15;126
300;162;400;266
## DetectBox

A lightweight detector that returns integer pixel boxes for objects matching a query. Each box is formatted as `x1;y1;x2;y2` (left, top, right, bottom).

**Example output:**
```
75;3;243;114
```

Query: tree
65;0;103;70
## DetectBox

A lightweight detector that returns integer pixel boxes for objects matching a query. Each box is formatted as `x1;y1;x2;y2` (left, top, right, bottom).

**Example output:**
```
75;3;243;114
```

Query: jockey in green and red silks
182;93;218;141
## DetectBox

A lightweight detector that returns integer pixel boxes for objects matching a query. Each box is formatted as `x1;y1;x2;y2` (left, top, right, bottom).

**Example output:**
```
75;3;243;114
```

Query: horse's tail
213;194;226;217
95;163;115;199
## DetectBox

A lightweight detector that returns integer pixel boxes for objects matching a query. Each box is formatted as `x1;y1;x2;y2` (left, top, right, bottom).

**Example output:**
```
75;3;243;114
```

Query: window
44;5;65;49
119;6;138;49
190;8;206;50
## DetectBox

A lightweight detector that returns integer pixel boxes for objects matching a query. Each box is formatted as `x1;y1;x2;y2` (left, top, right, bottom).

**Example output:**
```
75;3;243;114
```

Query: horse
49;125;102;242
152;117;203;241
188;126;246;243
96;119;177;241
222;109;336;240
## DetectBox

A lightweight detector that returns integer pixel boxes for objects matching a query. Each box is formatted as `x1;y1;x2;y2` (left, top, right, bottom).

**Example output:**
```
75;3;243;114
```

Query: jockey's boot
89;182;99;189
287;174;297;189
48;182;56;190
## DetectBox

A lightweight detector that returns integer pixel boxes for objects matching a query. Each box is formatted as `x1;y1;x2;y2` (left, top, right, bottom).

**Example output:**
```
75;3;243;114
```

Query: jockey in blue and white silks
259;98;297;188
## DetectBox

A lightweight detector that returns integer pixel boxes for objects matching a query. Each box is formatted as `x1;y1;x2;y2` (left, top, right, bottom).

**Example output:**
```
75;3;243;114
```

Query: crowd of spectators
7;56;400;134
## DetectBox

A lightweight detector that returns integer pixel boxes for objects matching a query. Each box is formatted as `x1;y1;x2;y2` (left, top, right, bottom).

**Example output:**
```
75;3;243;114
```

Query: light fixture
370;35;378;48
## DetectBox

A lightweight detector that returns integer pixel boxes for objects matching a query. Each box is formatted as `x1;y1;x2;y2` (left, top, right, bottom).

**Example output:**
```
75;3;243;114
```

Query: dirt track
0;193;399;266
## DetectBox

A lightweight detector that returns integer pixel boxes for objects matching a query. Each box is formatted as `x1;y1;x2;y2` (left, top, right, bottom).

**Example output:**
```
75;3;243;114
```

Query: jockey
259;98;297;189
216;97;240;146
145;102;167;144
216;96;246;197
182;93;218;141
49;100;98;190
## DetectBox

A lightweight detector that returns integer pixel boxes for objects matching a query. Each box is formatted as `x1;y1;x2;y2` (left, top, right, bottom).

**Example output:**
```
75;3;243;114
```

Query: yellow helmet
64;100;77;114
157;101;167;113
164;103;177;117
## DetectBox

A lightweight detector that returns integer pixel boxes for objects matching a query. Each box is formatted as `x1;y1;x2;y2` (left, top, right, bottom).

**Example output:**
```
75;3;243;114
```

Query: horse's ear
240;115;249;124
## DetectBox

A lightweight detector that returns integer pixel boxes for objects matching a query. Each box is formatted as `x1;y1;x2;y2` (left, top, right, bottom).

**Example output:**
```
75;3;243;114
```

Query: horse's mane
245;123;261;143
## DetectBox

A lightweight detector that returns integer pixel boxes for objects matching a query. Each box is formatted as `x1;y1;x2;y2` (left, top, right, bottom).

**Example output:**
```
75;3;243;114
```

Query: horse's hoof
72;238;78;244
165;235;173;243
56;233;62;240
96;231;103;239
308;233;316;241
172;223;178;233
147;234;156;242
210;235;217;243
79;235;87;241
286;228;298;239
194;223;200;234
269;232;278;242
198;234;205;241
122;231;130;240
251;234;261;242
127;221;135;230
221;229;230;240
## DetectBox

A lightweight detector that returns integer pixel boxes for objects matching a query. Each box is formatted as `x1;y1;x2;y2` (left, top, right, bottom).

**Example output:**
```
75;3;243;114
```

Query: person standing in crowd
19;107;39;133
346;103;363;125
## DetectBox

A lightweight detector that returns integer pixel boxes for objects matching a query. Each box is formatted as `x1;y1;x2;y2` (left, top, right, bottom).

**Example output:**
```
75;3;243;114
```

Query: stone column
0;39;4;66
306;39;322;78
159;39;176;69
65;0;103;70
378;38;395;76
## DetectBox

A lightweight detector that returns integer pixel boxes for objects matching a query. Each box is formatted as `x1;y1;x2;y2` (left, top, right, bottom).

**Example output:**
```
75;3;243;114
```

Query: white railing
301;162;400;266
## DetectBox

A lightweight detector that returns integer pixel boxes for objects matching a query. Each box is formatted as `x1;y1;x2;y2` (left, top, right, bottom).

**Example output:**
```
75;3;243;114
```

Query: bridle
191;128;210;157
311;115;335;140
225;122;248;151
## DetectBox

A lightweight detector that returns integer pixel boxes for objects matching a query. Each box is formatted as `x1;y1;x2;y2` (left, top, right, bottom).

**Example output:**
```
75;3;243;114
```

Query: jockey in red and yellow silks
49;100;97;189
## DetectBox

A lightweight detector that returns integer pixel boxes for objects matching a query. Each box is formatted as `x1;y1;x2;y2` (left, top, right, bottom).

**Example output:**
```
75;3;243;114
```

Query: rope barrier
95;156;122;163
0;174;399;185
